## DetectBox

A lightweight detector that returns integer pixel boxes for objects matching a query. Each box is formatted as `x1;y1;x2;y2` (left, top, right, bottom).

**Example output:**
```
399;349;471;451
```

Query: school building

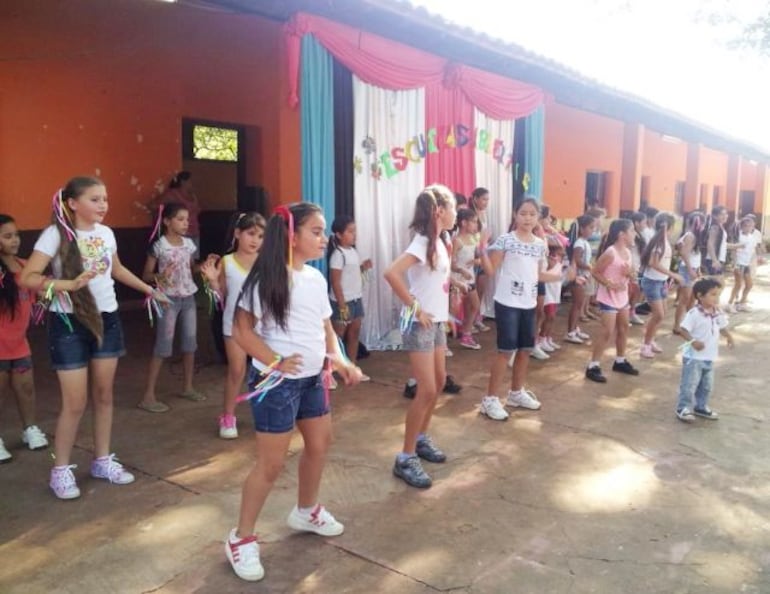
2;0;768;333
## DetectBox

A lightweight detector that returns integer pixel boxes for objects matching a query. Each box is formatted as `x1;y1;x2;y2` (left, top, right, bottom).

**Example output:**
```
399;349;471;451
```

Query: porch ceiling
198;0;769;162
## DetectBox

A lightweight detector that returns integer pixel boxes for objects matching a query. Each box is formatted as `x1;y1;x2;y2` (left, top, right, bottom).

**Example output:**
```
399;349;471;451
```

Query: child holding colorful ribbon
0;214;49;462
224;202;361;582
383;184;457;489
21;176;167;499
138;202;207;413
200;211;265;438
326;214;373;382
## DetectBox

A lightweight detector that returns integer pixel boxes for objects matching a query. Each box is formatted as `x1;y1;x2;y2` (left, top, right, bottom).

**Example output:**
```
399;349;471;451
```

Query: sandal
179;390;207;402
137;401;170;413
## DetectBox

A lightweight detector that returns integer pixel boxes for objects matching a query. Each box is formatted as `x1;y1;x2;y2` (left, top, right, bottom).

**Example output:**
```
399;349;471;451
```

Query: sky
411;0;770;153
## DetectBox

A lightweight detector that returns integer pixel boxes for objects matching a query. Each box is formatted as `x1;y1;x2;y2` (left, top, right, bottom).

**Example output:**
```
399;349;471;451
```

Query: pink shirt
596;246;630;310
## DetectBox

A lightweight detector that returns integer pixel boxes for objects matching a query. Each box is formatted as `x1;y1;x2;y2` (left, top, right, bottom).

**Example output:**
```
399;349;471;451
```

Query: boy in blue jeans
675;278;734;422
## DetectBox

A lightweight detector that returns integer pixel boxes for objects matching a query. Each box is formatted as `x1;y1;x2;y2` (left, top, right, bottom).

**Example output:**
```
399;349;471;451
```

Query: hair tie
149;204;164;243
273;205;295;270
52;189;77;241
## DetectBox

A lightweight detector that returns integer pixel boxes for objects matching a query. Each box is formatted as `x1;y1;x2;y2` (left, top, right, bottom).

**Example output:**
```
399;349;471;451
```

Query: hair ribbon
52;189;77;242
149;204;164;243
274;205;294;271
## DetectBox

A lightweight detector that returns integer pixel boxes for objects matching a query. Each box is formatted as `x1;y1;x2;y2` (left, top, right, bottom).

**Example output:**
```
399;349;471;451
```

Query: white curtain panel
353;77;426;349
473;108;515;318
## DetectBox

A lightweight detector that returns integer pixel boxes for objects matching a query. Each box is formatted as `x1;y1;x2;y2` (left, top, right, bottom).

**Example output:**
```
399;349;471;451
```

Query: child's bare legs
296;414;333;507
403;348;445;454
486;352;509;396
643;299;665;345
674;286;693;332
223;338;247;417
614;308;630;358
740;271;754;304
140;356;164;406
510;350;531;392
344;318;362;364
541;310;555;340
535;294;545;338
591;311;615;363
1;369;38;429
90;357;118;458
461;290;480;335
729;269;743;305
182;351;195;394
53;368;89;465
568;284;585;332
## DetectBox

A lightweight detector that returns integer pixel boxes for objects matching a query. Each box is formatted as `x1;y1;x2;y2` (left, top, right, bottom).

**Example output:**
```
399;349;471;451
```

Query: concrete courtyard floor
1;270;769;594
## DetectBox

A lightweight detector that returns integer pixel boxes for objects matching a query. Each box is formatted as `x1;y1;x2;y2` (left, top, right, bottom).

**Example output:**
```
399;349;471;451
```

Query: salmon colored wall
699;146;728;189
741;160;758;190
641;131;688;211
544;102;624;218
0;0;300;230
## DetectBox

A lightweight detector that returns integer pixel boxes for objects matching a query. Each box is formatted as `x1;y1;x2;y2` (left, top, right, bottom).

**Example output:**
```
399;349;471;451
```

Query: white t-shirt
735;230;762;267
676;231;701;269
643;240;672;282
405;234;450;322
33;224;118;313
680;306;728;361
241;265;332;379
151;236;198;297
573;237;592;278
490;232;546;310
222;253;250;337
328;246;362;302
641;227;655;244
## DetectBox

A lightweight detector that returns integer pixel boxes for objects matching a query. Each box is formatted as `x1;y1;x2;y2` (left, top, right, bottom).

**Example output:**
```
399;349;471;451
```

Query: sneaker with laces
0;438;11;463
416;435;446;463
530;344;550;360
393;455;432;488
219;413;238;439
693;407;719;420
506;389;541;410
676;407;695;422
479;396;509;421
225;528;264;581
576;327;590;340
565;331;584;344
546;336;561;350
50;464;80;499
640;344;655;359
651;341;663;353
539;338;555;353
287;504;345;536
21;425;49;450
585;365;607;383
90;454;135;485
459;334;481;350
612;360;640;375
442;375;462;394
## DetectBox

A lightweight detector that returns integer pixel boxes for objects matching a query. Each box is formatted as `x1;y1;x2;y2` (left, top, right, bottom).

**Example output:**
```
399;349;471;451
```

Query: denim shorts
494;301;536;352
401;321;447;352
247;367;329;433
640;277;667;302
598;301;629;313
537;282;546;296
703;259;724;276
331;297;364;323
153;294;197;358
734;264;752;276
48;311;126;371
677;262;697;288
0;356;33;373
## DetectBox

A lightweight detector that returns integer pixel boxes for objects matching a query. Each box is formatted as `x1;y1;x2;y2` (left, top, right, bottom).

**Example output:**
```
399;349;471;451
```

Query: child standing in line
22;176;167;499
384;185;457;489
451;208;482;350
640;212;683;359
537;236;571;353
565;214;596;344
673;211;706;333
224;203;361;582
585;219;640;383
675;278;734;422
201;212;265;438
478;197;562;422
0;214;49;462
628;212;648;326
327;215;373;377
469;187;491;332
138;203;205;412
727;215;764;313
704;205;729;276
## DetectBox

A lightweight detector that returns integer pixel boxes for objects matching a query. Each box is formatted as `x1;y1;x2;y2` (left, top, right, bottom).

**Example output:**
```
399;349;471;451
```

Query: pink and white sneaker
459;334;481;350
50;464;80;499
219;413;238;439
651;341;663;353
546;336;561;350
539;338;555;353
287;504;344;537
91;454;135;485
640;344;655;359
225;529;264;581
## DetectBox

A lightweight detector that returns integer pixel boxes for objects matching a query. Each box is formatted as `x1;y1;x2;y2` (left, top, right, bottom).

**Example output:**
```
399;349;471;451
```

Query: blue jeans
676;358;714;412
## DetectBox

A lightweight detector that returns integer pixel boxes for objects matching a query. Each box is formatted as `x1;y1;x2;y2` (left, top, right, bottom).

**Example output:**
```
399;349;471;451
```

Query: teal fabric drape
300;35;335;273
524;105;545;199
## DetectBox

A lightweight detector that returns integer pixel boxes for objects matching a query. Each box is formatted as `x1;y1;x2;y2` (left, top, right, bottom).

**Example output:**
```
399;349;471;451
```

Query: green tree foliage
193;125;238;161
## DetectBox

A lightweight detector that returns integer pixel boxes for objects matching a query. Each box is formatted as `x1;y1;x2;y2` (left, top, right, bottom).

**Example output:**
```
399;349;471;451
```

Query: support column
684;143;702;213
726;154;742;214
604;171;620;217
620;123;644;213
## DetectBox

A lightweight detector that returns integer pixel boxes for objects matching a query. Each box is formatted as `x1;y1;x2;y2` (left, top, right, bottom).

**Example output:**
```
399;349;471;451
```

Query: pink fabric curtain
424;82;476;195
285;12;545;119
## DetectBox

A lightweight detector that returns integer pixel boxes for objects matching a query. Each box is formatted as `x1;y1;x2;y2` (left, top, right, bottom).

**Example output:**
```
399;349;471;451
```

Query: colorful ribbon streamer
43;281;74;332
273;206;294;272
202;279;223;316
235;357;284;404
52;189;76;242
399;300;420;334
148;204;164;243
144;289;168;327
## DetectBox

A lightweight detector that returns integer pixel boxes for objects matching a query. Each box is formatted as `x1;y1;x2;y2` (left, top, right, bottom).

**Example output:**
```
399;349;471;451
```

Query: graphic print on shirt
78;236;111;276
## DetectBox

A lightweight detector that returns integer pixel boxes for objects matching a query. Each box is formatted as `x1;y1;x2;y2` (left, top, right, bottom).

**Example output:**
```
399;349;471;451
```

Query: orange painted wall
0;0;300;230
641;131;688;211
544;102;624;218
699;146;729;189
741;160;758;190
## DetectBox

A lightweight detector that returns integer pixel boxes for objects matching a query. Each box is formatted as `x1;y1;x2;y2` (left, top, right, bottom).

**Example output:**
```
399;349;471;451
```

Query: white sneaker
530;344;550;360
0;438;11;463
565;331;584;344
539;339;555;353
651;341;663;354
725;303;738;314
225;528;264;581
21;425;48;450
736;303;752;312
506;389;541;410
287;504;344;536
50;465;81;499
546;336;561;350
445;349;454;358
576;327;590;340
629;313;645;325
479;396;509;421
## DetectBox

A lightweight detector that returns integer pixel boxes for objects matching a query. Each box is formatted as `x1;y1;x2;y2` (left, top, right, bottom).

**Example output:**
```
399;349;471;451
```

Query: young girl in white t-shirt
477;198;563;421
138;202;206;412
565;214;596;344
451;208;482;350
21;176;167;500
640;212;683;359
727;215;764;312
384;185;456;489
327;215;373;379
224;202;361;582
201;211;265;438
